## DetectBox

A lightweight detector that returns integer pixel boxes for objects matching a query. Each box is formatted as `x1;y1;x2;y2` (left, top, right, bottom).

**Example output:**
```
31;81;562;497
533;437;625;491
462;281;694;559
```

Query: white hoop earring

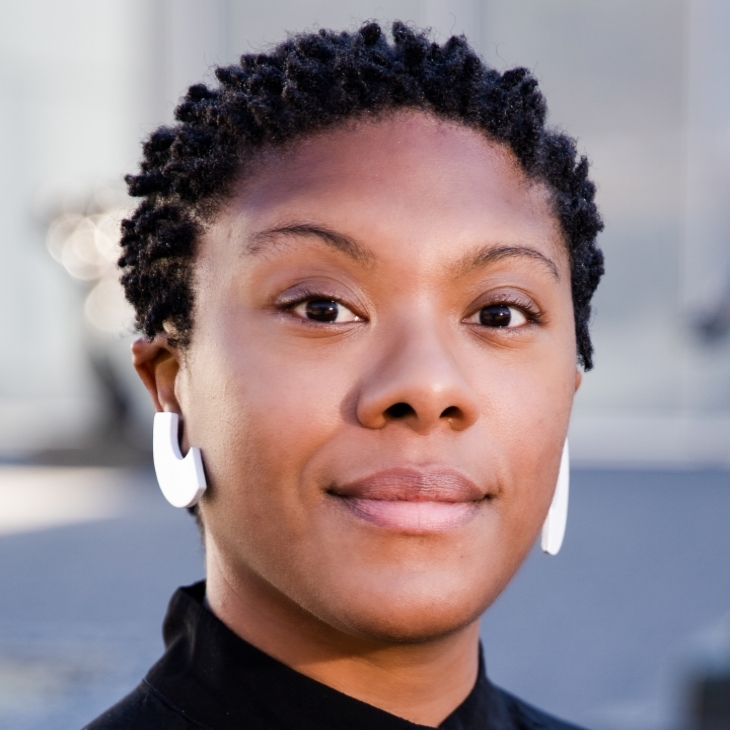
153;412;207;508
541;439;569;556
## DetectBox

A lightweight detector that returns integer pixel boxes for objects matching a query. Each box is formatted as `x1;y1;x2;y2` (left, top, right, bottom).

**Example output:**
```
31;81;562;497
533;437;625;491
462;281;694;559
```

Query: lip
329;467;485;533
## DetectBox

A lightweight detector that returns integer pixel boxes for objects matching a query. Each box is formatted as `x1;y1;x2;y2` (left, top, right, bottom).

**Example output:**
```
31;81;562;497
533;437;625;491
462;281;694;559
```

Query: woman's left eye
466;304;528;329
292;298;361;323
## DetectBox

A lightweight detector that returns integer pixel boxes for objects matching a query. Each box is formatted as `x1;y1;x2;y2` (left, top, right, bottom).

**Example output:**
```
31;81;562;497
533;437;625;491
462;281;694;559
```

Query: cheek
472;339;576;526
184;328;354;528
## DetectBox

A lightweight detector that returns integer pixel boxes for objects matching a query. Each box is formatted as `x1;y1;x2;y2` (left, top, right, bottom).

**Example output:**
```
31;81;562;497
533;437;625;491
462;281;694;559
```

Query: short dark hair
120;21;604;368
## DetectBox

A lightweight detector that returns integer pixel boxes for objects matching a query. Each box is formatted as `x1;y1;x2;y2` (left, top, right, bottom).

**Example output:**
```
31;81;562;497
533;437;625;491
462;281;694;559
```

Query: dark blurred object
31;347;149;467
690;671;730;730
680;613;730;730
695;276;730;344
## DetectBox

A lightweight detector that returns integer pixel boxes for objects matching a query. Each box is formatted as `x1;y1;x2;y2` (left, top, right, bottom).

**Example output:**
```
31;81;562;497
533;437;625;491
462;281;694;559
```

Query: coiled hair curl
121;21;604;368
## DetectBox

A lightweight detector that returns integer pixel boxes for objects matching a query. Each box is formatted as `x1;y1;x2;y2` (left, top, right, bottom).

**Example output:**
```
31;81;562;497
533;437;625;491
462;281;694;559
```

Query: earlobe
131;336;182;414
574;368;583;393
153;412;207;508
131;337;206;508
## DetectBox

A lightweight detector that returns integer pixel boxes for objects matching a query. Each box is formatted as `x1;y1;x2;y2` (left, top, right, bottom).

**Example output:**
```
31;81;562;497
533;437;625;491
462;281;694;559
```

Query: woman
86;21;604;729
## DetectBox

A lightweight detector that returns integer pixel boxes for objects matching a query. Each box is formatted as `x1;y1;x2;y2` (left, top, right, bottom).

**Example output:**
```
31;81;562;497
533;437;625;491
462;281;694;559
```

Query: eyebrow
247;224;559;279
246;223;374;266
455;244;560;280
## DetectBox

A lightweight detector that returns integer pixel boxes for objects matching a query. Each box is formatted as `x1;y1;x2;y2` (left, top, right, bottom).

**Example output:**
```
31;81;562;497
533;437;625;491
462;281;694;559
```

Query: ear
131;335;182;414
574;368;583;393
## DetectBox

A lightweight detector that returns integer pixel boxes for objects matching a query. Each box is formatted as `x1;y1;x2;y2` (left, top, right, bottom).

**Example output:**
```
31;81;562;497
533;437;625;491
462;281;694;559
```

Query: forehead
219;111;564;268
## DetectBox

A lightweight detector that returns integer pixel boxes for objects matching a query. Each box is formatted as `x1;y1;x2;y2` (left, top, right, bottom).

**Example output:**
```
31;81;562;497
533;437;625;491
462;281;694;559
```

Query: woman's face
173;112;579;642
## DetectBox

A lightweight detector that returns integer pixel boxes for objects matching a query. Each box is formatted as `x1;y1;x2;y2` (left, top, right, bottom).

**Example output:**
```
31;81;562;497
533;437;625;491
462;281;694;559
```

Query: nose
355;318;480;433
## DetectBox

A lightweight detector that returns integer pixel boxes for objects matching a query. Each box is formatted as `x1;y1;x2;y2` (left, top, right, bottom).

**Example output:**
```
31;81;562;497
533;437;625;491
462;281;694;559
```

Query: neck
205;544;481;728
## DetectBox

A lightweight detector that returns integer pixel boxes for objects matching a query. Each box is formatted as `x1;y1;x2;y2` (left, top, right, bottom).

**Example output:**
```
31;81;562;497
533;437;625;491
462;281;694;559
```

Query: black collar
144;582;518;730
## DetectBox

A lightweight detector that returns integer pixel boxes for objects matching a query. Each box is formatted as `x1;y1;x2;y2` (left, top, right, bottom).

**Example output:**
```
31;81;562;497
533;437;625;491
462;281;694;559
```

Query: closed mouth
328;467;486;533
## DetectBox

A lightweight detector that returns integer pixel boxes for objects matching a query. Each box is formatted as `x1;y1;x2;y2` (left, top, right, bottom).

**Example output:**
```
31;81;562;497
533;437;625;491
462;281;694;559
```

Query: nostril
440;406;460;419
386;402;416;419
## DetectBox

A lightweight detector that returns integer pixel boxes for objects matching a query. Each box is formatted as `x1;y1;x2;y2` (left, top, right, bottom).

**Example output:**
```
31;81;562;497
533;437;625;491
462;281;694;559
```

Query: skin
134;111;581;727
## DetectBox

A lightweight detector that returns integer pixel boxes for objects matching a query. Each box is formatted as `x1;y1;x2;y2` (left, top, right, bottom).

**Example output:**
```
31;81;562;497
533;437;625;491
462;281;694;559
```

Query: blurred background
0;1;728;728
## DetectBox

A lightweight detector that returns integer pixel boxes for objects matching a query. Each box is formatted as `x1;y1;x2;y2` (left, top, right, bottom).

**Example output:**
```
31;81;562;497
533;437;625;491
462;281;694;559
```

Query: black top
84;582;586;730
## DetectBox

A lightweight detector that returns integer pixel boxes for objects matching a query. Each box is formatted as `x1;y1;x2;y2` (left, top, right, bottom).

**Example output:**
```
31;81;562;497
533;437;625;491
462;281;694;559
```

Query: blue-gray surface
0;469;728;730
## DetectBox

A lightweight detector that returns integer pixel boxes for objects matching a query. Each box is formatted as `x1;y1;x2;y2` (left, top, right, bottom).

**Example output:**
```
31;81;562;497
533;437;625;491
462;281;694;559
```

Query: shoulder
498;688;590;730
82;680;202;730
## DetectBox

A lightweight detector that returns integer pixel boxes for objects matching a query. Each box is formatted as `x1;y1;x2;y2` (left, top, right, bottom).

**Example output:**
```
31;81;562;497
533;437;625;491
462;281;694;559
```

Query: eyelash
278;289;360;315
474;296;543;324
277;290;543;326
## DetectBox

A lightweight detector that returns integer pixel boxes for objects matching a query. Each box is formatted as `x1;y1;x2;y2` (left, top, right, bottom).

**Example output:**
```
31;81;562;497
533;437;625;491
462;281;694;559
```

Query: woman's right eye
292;299;361;323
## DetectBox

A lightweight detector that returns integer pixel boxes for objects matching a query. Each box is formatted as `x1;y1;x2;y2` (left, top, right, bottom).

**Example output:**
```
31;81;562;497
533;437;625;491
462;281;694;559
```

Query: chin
305;567;501;644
